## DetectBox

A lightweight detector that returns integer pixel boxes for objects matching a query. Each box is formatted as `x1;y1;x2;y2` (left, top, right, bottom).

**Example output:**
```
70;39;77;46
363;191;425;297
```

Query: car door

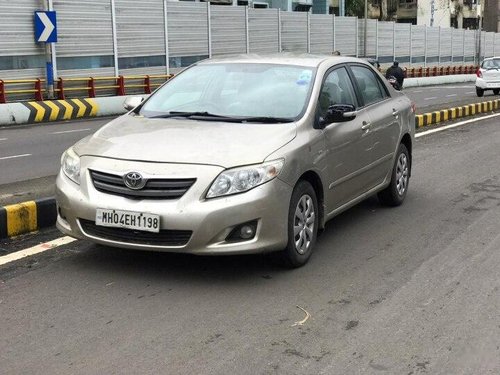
348;64;401;189
317;66;374;211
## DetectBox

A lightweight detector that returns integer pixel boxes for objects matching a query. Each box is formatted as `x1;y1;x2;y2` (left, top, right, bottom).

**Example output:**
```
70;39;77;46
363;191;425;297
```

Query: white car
476;57;500;97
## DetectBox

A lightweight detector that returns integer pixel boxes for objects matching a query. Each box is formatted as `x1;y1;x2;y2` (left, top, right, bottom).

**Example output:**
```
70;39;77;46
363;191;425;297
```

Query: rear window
482;59;500;69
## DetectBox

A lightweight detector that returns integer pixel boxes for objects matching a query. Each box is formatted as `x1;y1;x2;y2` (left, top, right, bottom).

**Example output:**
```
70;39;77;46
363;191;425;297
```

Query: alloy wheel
396;153;408;196
293;194;315;255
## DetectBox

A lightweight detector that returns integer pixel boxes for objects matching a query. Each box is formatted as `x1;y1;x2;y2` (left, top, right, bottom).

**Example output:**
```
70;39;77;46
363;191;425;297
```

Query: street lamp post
364;0;368;57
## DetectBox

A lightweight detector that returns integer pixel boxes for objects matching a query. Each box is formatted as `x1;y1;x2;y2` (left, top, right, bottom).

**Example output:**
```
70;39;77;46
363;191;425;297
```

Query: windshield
140;63;315;121
482;59;500;69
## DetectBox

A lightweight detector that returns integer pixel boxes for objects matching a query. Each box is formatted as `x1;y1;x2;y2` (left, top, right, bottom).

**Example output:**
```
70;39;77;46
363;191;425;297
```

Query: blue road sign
34;11;57;43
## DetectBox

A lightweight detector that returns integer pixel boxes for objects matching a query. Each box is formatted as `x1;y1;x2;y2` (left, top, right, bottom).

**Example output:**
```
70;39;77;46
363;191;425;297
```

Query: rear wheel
476;87;484;97
378;143;410;207
274;180;318;268
494;89;500;95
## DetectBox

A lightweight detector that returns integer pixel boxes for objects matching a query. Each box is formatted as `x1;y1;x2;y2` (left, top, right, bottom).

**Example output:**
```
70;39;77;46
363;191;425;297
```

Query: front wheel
378;143;410;207
274;180;318;268
476;87;484;97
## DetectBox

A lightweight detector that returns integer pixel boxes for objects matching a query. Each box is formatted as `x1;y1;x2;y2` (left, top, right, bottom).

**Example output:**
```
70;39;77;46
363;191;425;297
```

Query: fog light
226;220;258;242
240;225;255;239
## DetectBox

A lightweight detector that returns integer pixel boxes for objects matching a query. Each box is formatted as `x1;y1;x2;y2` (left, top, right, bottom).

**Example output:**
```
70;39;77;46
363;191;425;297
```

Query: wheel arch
297;170;325;230
400;133;412;177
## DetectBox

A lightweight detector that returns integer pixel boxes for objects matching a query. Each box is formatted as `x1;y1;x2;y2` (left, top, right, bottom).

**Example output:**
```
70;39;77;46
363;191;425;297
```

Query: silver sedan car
56;54;415;267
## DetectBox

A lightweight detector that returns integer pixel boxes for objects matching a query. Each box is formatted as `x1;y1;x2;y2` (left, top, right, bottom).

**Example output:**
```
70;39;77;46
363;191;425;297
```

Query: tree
380;0;388;21
346;0;365;18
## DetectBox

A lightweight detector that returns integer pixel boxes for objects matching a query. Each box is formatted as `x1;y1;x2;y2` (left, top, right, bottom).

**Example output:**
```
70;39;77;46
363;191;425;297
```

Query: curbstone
22;98;98;123
403;74;476;88
0;198;57;239
0;94;147;127
416;99;500;128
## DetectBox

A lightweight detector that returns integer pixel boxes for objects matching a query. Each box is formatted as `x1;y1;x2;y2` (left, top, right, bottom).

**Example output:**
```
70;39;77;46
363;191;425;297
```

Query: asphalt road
404;82;497;114
1;116;499;374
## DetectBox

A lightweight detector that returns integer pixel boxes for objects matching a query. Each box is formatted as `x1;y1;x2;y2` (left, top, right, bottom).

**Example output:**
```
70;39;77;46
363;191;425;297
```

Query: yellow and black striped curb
416;100;500;127
0;198;56;239
22;99;99;123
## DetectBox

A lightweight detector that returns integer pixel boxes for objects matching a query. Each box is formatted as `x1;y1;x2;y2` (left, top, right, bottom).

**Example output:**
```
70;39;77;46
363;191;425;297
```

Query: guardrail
0;74;172;104
403;65;478;78
0;78;45;103
0;67;477;104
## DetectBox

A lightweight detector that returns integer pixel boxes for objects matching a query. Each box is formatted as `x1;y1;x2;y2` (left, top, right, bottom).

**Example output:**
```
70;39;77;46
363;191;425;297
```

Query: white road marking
416;113;500;138
413;90;423;93
466;91;475;94
424;97;438;100
51;128;91;135
0;154;31;161
0;236;76;266
0;138;7;141
446;94;457;97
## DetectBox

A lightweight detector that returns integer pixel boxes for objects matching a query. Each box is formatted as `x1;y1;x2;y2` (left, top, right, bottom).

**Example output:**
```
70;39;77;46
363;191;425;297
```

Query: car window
350;65;386;106
317;67;357;119
482;59;500;69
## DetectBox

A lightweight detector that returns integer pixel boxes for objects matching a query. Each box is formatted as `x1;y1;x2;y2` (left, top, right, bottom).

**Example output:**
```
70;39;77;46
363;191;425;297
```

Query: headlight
61;148;81;184
207;159;284;198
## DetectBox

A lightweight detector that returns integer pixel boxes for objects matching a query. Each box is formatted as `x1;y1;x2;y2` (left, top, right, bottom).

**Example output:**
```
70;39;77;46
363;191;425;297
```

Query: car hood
74;114;297;168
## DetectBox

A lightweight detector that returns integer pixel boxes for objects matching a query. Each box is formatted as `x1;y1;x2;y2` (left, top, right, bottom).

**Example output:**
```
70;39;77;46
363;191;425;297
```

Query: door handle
361;121;371;131
392;109;399;117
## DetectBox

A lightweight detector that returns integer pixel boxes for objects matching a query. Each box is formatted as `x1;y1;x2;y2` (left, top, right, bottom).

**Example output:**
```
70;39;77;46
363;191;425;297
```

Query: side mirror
123;96;144;111
323;104;357;125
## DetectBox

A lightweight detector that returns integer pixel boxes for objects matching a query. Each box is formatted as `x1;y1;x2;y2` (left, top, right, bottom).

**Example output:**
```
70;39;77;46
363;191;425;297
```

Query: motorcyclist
385;61;405;89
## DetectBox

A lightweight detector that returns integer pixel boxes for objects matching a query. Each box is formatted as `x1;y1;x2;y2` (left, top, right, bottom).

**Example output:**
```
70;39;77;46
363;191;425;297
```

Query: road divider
0;75;477;127
0;198;56;239
0;95;147;126
416;99;499;127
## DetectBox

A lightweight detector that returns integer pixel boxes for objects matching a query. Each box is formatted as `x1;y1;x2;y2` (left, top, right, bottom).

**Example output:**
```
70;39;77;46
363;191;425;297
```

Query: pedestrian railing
0;74;172;104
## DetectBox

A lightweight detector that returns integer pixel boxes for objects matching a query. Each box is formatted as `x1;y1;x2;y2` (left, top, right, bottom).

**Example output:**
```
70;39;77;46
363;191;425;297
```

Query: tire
274;180;318;268
476;87;484;97
378;143;410;207
494;89;500;95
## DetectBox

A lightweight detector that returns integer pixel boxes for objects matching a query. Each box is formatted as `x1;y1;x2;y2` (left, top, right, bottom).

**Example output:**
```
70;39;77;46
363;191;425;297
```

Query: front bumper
56;157;292;255
476;78;500;89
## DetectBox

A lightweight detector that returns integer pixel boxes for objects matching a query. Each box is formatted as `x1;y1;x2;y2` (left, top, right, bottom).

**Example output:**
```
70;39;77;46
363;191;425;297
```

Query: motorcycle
387;75;402;91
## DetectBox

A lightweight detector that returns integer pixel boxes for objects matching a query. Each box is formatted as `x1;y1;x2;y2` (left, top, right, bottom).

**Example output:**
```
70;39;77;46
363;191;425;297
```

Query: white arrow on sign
38;12;55;42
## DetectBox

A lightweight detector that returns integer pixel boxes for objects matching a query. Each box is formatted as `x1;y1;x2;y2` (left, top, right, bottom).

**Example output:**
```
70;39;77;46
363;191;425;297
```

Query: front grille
80;219;192;246
89;170;196;199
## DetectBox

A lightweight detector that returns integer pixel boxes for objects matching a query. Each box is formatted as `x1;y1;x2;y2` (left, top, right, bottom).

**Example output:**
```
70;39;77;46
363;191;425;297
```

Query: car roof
196;53;369;68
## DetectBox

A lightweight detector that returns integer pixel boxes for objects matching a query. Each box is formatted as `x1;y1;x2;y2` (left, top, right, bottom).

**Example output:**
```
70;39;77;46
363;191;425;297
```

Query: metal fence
0;1;499;84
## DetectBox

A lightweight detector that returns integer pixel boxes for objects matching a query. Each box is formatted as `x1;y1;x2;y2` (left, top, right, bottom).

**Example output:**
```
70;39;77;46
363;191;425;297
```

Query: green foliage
346;0;366;18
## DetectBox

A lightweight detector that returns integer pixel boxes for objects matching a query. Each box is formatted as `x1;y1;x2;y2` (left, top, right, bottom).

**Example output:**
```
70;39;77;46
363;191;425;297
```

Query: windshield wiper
236;116;294;123
150;111;233;119
149;112;293;123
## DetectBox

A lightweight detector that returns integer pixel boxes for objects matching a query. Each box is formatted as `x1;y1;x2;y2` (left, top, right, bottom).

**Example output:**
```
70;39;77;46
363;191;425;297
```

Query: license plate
95;208;160;233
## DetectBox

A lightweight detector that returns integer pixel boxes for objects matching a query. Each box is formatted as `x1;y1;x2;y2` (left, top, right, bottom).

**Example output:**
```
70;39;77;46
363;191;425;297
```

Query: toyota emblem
124;172;146;190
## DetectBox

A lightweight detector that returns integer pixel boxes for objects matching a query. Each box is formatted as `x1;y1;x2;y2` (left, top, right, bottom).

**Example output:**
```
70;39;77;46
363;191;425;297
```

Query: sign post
34;2;57;99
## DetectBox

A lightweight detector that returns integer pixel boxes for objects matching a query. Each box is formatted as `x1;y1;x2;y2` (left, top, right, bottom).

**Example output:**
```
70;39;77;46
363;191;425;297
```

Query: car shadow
71;195;394;283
